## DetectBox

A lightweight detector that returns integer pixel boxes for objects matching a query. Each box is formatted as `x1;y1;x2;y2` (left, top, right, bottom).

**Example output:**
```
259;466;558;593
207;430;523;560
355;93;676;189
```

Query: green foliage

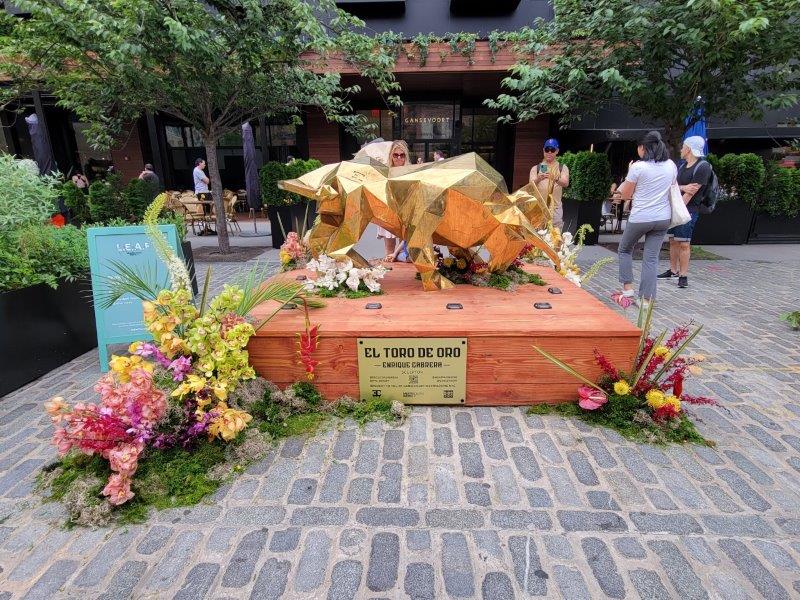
717;153;765;206
88;177;124;222
571;152;612;203
122;178;157;221
528;395;711;445
260;159;323;207
488;0;800;152
760;161;800;218
781;311;800;330
0;153;58;231
61;181;90;224
0;224;89;292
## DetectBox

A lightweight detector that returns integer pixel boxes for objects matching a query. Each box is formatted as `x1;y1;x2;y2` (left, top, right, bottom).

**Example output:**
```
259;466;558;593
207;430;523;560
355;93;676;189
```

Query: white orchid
305;255;386;295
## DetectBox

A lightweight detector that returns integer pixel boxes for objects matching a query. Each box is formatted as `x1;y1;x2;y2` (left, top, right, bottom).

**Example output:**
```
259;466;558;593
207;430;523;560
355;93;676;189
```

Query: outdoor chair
177;191;213;235
223;189;242;234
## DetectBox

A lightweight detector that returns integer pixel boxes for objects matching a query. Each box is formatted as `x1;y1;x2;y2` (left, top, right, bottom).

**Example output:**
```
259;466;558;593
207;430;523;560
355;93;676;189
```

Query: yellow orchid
208;404;252;441
653;346;671;359
664;395;681;412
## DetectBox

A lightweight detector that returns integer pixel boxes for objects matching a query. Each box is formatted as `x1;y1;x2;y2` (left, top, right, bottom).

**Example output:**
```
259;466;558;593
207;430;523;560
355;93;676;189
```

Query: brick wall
512;117;549;190
110;121;145;182
306;110;341;164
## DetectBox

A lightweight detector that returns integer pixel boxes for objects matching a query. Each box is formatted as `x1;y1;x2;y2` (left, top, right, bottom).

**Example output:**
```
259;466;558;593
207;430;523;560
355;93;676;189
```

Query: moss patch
528;394;712;446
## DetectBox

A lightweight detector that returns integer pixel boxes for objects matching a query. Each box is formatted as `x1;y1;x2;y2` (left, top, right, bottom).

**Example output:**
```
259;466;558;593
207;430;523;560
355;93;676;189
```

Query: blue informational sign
87;225;183;371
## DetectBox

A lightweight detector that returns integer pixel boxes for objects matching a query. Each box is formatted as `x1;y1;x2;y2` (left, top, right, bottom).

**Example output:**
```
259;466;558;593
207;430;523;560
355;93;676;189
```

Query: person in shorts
658;136;709;288
193;158;216;235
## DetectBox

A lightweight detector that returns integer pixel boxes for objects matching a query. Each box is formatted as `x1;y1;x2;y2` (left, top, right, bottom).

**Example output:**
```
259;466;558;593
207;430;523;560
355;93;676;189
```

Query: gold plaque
357;338;467;405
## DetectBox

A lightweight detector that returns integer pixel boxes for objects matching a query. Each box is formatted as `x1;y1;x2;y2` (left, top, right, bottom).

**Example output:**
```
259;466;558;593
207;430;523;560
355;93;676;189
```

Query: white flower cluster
537;228;583;287
305;255;387;293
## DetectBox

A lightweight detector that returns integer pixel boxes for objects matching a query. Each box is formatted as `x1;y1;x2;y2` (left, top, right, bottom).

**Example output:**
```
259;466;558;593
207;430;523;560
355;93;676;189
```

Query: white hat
683;136;706;158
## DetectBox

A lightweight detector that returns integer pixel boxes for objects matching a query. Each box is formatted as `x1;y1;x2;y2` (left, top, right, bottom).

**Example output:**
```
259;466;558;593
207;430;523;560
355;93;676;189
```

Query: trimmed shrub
761;161;799;218
259;159;323;207
62;181;91;224
717;153;764;207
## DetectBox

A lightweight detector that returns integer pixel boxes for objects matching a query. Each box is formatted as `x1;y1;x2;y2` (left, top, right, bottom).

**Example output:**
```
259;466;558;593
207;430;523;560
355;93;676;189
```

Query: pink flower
577;385;608;410
102;473;134;505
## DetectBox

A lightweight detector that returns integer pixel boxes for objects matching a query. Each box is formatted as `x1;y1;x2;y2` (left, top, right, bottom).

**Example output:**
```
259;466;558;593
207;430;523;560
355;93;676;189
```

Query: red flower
297;300;320;380
653;404;681;421
672;372;684;397
593;350;620;380
577;385;608;410
680;394;719;407
51;214;66;228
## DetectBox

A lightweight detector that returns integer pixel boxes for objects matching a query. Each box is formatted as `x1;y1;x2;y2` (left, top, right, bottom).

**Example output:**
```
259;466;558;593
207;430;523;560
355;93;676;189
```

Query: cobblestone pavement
0;256;799;599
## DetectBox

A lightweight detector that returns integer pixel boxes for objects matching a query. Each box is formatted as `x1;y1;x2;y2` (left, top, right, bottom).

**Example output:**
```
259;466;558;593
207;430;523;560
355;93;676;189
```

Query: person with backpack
658;135;714;288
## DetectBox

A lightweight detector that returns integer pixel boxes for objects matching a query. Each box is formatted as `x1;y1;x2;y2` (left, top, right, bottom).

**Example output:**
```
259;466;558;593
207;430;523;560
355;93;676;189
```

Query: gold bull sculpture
279;152;560;291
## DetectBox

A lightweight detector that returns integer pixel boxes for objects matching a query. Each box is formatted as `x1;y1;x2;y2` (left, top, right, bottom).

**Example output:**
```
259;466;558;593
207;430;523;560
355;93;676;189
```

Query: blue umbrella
684;98;709;154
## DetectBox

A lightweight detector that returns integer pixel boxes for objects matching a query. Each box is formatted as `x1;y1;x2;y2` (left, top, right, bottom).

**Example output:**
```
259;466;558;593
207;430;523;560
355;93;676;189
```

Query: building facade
3;0;799;192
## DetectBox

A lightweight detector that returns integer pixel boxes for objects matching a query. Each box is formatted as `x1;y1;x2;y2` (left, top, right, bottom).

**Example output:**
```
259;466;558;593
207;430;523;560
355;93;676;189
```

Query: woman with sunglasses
376;140;411;260
530;138;570;230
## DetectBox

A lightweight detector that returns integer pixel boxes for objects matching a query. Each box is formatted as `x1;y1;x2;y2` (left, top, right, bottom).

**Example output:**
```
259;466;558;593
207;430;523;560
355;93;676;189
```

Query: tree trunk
203;137;230;253
664;123;683;161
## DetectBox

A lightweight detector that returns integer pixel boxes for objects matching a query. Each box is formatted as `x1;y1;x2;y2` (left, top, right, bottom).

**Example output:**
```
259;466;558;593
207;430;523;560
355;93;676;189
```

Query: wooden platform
248;263;640;405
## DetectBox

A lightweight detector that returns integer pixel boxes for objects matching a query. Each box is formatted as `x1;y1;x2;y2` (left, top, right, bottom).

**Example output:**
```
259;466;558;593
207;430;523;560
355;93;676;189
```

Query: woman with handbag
613;131;684;307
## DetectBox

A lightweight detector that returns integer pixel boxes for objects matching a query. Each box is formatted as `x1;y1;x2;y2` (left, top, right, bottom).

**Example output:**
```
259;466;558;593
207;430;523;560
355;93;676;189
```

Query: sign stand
87;225;183;371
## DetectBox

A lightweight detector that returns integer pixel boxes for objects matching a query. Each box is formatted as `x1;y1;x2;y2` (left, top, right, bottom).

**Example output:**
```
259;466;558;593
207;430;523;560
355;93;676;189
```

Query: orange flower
50;214;65;228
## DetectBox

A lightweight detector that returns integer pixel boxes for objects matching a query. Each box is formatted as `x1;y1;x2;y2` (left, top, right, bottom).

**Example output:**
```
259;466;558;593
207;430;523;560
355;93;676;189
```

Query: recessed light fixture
446;303;463;310
365;302;382;310
295;275;307;281
548;287;562;294
533;302;552;309
281;303;297;310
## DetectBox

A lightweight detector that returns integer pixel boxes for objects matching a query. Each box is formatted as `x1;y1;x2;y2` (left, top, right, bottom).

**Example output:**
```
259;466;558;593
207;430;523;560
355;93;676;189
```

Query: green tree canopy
2;0;401;252
488;0;800;153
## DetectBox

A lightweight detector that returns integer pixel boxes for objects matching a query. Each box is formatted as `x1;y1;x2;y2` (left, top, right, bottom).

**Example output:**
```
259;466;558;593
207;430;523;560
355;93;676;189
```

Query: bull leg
407;211;453;291
447;246;483;267
483;225;527;272
323;195;373;268
308;213;342;257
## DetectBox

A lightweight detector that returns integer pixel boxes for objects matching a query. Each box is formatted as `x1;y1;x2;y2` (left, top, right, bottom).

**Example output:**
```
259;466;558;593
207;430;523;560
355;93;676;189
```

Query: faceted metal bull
279;152;560;290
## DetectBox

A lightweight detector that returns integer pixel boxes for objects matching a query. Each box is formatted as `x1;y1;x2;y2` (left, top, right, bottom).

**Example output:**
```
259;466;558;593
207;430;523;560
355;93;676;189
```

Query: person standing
139;163;160;189
193;158;215;235
377;140;410;260
530;138;569;229
614;131;676;306
658;136;709;288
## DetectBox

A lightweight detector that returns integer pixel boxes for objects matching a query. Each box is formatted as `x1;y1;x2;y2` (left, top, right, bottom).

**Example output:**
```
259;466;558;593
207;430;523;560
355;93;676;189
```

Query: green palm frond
95;259;169;309
233;261;324;318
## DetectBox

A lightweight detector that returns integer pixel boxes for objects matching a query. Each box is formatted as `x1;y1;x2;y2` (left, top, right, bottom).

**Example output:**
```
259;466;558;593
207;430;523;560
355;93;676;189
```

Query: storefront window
461;107;499;166
355;110;394;144
402;103;455;140
71;121;113;178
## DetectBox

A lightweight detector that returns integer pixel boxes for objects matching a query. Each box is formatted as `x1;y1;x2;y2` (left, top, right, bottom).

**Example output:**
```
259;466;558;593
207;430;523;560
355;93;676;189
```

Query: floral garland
433;250;545;291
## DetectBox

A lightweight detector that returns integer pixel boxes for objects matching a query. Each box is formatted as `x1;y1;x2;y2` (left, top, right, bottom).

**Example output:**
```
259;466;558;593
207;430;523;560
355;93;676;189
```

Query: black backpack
690;160;721;214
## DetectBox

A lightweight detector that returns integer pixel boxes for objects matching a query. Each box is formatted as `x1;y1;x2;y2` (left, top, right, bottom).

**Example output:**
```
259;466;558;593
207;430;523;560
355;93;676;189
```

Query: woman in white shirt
615;131;676;305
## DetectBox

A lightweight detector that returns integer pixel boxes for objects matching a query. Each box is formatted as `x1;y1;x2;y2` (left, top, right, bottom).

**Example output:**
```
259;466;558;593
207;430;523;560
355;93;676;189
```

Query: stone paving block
629;568;671;600
617;447;657;484
280;436;305;458
499;416;524;443
222;528;268;587
581;537;625;599
408;415;427;443
724;450;774;485
473;530;503;559
288;478;317;504
406;529;431;552
701;514;774;537
408;445;429;478
332;429;357;460
174;562;219;600
682;537;718;566
776;517;800;535
648;539;710;600
744;424;787;452
432;407;451;424
347;477;374;504
291;506;348;526
251;558;291;600
355;440;380;474
645;487;679;510
700;483;743;513
613;536;646;559
95;560;148;600
752;540;799;570
508;536;547;596
545;466;582;506
404;562;435;600
543;534;573;560
567;451;600;486
458;442;484;478
319;462;349;503
378;462;403;503
658;466;708;508
464;481;491;507
474;407;494;426
258;460;296;501
586;490;620;510
21;559;79;600
356;507;419;527
491;509;552;530
525;487;553;508
582;436;618;468
441;532;475;597
8;528;72;581
481;571;515;600
434;464;459;504
367;532;400;592
299;441;328;475
630;511;703;534
269;527;300;553
719;538;790;600
224;506;285;526
294;530;331;593
426;509;484;529
142;530;203;592
553;565;591;600
74;528;139;588
383;430;405;460
509;446;542;481
491;464;520;504
327;560;363;600
454;412;475;439
339;528;367;557
433;427;454;456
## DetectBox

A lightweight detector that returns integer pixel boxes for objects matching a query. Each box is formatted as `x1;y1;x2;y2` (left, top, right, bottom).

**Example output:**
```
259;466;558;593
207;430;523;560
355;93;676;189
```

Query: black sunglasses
544;147;558;153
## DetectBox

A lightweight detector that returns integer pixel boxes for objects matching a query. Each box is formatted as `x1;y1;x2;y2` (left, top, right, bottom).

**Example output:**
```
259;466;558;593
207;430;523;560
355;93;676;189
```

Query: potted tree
558;151;610;245
260;159;322;248
748;160;800;243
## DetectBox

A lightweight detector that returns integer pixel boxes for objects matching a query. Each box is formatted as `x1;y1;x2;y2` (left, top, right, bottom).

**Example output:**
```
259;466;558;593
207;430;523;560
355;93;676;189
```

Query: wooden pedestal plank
248;263;640;406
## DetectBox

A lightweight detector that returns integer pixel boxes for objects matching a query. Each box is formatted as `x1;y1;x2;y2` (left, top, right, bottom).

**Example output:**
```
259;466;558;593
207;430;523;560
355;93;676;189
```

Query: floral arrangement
431;248;545;291
43;194;316;508
304;254;387;298
532;303;717;444
525;224;612;287
279;231;310;271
